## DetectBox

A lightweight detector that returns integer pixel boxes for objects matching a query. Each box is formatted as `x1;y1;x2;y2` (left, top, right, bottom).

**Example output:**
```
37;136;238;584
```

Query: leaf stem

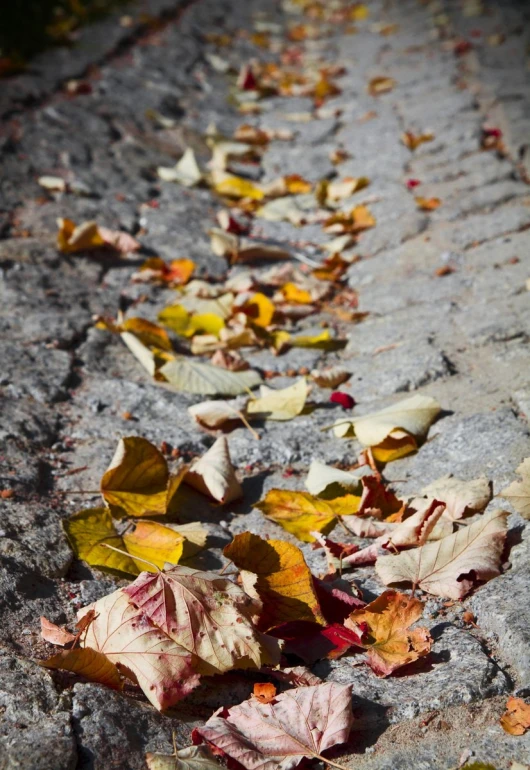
313;752;352;770
101;543;161;574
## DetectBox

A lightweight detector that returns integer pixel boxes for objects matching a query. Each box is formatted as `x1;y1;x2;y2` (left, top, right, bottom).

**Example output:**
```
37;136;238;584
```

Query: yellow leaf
372;430;418;463
291;330;346;350
121;318;172;351
269;329;291;353
350;3;369;20
415;196;441;211
284;174;312;194
280;283;313;304
123;521;184;571
256;490;338;542
224;532;325;630
63;507;140;576
100;437;169;517
158;305;191;335
41;648;123;689
247;378;309;421
345;590;432;676
187;313;225;338
57;218;105;254
241;292;275;328
401;131;435;150
351;204;376;231
212;172;265;201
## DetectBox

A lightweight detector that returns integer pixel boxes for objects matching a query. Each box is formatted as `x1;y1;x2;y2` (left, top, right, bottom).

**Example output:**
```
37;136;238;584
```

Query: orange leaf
401;131;435;150
41;647;123;690
415;196;441;211
224;532;325;631
40;616;76;646
500;696;530;735
253;682;277;704
345;590;432;676
241;292;275;328
280;283;313;305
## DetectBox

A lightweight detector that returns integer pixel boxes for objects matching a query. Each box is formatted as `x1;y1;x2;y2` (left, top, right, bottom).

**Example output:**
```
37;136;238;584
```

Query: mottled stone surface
1;0;530;766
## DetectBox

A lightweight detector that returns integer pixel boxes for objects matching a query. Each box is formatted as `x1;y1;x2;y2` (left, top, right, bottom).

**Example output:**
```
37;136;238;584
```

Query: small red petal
483;127;502;138
406;178;421;189
330;392;356;409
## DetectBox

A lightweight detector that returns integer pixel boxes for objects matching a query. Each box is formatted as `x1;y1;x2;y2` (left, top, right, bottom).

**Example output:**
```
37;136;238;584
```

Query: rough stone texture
1;0;530;767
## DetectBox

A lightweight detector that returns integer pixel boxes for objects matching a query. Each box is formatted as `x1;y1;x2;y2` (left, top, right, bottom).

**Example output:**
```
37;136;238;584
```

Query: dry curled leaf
415;196;441;211
253;682;277;704
421;475;492;521
376;508;508;598
500;458;530;519
40;617;76;646
345;590;432;676
224;532;325;631
146;745;221;770
193;682;353;770
500;696;530;736
158;148;203;186
401;130;435;150
368;76;396;95
160;356;261;396
41;647;123;690
311;365;351;389
305;459;371;496
188;399;246;429
247;378;309;421
57;218;104;253
184;436;242;504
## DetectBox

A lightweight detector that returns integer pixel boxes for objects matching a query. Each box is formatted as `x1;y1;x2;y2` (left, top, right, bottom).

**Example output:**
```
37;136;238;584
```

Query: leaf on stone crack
345;590;432;676
246;378;308;421
253;682;277;704
224;532;325;631
78;588;199;710
121;318;173;352
240;292;275;328
211;170;265;201
401;130;435;150
123;521;184;571
40;616;76;646
311;365;351;389
415;196;441;211
334;394;441;460
41;648;124;690
500;696;530;735
100;437;171;517
63;508;140;576
500;458;530;519
193;681;353;770
305;459;371;497
256;489;349;542
123;565;278;676
160;356;261;396
57;218;105;253
188;399;246;429
368;76;396;95
184;437;242;504
421;475;492;522
376;509;509;599
98;227;141;253
146;745;221;770
157;148;204;186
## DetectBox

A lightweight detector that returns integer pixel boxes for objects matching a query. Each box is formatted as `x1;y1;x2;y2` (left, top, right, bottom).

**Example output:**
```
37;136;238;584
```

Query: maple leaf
358;475;402;518
63;507;140;576
256;489;360;542
184;436;242;504
500;696;530;735
421;475;492;521
122;521;184;572
146;745;221;770
224;532;325;631
376;509;508;598
123;565;278;676
345;590;432;676
193;682;353;770
41;647;124;690
500;458;530;519
77;588;199;710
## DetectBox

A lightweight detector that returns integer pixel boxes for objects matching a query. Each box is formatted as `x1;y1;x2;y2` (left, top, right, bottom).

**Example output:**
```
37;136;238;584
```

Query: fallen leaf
368;76;396;95
184;436;242;504
123;521;184;571
98;227;141;253
253;682;277;704
78;588;199;709
158;148;203;186
38;175;67;192
500;458;530;519
63;507;140;576
291;330;346;350
224;532;325;631
415;196;441;211
40;617;76;646
265;665;322;688
421;475;492;521
212;171;264;201
501;697;530;736
188;399;245;429
247;378;309;421
311;366;351;389
401;131;435;150
146;745;221;770
280;283;313;304
158;305;225;338
376;508;508;598
305;459;371;496
358;475;402;518
101;437;173;517
330;392;355;410
160;356;261;396
240;292;275;327
41;647;123;690
326;177;369;203
57;218;104;253
345;590;432;676
256;489;359;542
193;682;353;770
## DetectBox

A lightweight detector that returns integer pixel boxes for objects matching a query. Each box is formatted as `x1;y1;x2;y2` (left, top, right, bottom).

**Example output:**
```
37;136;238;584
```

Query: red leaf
330;392;356;409
359;475;402;518
406;178;421;189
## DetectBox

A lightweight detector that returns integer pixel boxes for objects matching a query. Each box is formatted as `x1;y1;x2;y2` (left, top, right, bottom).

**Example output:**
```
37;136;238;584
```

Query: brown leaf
40;617;76;646
41;647;123;690
500;697;530;735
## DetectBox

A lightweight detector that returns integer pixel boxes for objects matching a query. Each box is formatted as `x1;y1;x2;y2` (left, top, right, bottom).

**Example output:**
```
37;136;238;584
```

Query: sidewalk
0;0;529;768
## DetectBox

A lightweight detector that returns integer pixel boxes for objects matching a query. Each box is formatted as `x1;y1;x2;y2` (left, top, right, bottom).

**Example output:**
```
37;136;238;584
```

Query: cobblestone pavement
1;0;530;768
